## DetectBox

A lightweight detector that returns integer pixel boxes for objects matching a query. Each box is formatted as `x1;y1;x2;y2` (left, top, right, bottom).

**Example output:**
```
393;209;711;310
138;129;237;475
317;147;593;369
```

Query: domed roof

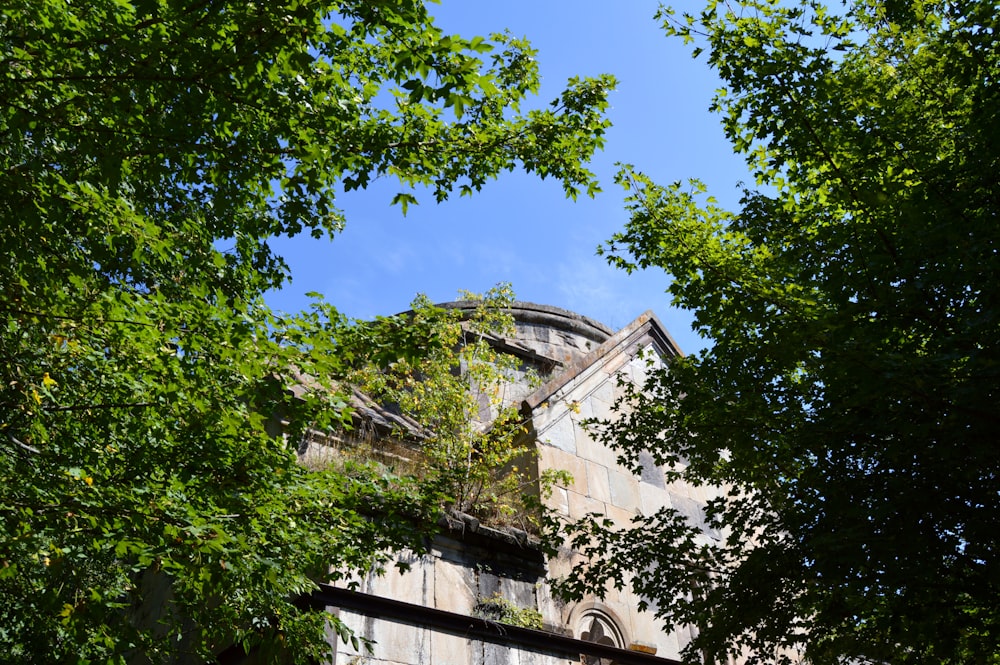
439;301;614;366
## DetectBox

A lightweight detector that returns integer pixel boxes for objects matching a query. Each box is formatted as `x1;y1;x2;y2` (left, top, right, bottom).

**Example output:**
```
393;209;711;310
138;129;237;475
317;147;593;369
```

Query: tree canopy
562;0;1000;663
0;1;612;661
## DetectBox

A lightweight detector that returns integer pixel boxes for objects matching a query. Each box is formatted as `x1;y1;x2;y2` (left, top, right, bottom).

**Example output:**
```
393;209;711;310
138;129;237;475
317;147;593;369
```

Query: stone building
308;302;721;665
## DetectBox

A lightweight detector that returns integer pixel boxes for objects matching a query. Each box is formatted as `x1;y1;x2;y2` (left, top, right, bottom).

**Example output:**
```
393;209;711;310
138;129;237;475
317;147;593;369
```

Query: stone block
547;485;570;516
573;427;620;469
331;609;367;659
478;569;502;598
669;492;721;540
430;626;473;665
638;482;673;516
585;461;612;503
665;477;700;502
627;354;653;388
537;445;589;496
608;470;640;512
530;401;555;432
599;582;625;608
544;548;585;581
369;622;430;665
630;641;658;655
335;607;431;665
538;413;576;455
482;641;520;665
605;502;637;530
434;557;477;615
567;489;606;520
590;376;615;404
569;393;595;420
638;451;666;489
629;603;683;662
588;392;617;423
535;581;569;633
667;480;697;502
367;552;434;607
588;372;617;420
498;577;537;614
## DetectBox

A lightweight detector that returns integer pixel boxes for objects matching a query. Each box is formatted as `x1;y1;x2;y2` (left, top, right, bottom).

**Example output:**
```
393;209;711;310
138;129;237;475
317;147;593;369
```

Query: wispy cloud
554;254;649;329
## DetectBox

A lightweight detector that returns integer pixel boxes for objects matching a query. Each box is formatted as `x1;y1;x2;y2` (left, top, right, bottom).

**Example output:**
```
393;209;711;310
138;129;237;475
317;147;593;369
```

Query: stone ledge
438;510;539;551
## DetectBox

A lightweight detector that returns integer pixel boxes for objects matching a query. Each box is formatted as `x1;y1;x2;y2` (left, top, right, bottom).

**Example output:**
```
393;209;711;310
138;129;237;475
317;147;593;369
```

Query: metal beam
308;584;683;665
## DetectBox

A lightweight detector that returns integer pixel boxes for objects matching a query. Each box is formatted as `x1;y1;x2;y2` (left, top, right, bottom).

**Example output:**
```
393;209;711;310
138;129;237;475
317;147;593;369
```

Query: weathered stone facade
320;303;721;665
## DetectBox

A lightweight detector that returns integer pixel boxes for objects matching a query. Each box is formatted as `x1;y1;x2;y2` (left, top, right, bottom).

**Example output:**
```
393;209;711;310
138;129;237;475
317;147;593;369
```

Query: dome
439;300;613;367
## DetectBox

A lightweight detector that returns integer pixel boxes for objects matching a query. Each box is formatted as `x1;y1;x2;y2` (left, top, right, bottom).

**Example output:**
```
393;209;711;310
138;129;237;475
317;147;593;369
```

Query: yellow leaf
32;389;41;405
42;372;56;387
84;476;93;486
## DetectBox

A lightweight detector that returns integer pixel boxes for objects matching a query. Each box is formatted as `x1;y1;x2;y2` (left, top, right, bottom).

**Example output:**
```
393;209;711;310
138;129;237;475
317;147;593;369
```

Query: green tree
559;1;1000;663
0;1;612;661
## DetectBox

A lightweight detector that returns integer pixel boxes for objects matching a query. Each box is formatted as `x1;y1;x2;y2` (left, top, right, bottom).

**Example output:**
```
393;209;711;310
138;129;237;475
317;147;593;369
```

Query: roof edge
437;300;614;345
521;310;683;411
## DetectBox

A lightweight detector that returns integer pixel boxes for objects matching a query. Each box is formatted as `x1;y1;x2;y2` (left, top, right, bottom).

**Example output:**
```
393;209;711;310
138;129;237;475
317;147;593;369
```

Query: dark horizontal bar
309;583;683;665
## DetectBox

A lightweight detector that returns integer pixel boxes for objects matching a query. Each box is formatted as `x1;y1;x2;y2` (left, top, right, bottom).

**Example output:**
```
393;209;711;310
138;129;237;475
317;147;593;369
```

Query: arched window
578;609;625;665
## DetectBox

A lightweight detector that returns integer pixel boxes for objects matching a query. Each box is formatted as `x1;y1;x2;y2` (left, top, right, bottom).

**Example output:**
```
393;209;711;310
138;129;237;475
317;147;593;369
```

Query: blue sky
266;1;751;356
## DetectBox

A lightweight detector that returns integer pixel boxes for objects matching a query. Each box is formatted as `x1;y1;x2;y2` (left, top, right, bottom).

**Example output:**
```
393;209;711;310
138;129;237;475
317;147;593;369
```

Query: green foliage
0;2;611;662
350;285;568;527
564;1;1000;664
473;592;544;630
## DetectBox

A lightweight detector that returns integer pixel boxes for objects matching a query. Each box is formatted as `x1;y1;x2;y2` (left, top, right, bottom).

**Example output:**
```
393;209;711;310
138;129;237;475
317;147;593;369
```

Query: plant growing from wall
350;285;570;526
473;593;544;630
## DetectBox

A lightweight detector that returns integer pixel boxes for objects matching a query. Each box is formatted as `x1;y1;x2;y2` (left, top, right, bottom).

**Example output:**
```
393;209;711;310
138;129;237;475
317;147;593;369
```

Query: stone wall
330;525;568;665
321;303;717;665
527;332;714;661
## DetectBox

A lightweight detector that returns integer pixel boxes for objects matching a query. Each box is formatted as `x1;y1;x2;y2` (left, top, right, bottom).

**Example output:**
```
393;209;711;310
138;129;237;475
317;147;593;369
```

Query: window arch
577;608;626;665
